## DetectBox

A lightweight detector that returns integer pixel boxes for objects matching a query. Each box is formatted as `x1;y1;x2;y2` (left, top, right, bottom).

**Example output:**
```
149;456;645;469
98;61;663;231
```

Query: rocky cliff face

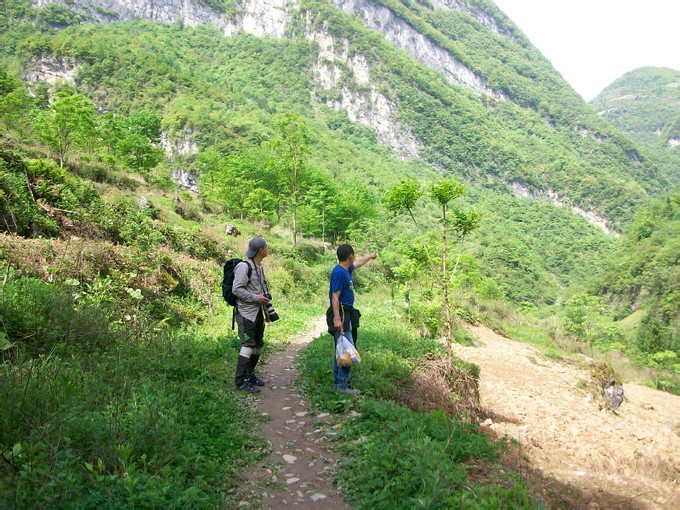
429;0;510;39
333;0;505;100
223;0;294;38
34;0;224;27
25;56;79;87
34;0;292;38
511;182;615;235
32;0;506;157
307;30;420;159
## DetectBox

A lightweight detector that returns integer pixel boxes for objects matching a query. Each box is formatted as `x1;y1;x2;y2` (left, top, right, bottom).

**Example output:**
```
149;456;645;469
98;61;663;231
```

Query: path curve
455;325;680;509
237;317;351;509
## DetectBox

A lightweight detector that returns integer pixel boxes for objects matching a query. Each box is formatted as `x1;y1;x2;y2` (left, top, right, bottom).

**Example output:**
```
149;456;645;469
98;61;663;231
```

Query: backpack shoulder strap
243;258;254;280
234;259;253;278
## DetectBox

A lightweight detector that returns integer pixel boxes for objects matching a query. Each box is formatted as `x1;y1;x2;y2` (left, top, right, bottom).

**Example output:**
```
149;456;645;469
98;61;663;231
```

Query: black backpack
222;258;252;306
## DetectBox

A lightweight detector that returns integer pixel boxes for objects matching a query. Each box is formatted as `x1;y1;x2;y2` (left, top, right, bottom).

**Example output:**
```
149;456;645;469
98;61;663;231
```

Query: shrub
100;197;165;250
338;400;521;509
410;300;444;338
159;225;222;260
0;277;114;355
174;201;202;222
0;330;265;508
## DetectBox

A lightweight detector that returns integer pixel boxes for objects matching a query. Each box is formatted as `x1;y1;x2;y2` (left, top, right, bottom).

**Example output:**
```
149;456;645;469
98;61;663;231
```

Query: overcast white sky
492;0;680;101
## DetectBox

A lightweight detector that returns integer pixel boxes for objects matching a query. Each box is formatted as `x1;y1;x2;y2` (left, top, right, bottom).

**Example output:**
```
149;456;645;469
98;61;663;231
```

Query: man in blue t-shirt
328;244;377;395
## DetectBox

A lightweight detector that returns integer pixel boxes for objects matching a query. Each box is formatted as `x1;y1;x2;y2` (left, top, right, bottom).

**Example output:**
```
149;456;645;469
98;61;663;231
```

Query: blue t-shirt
329;264;354;307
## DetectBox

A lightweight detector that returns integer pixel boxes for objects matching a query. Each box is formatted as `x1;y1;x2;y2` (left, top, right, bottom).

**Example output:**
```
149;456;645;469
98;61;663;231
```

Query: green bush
174;200;203;222
35;4;85;27
338;400;534;509
159;224;223;260
0;277;114;355
410;300;444;338
100;196;165;250
0;156;61;237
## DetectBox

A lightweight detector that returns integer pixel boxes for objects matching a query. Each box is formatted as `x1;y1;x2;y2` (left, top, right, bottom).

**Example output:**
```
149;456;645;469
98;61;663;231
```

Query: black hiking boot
236;381;261;393
249;374;267;386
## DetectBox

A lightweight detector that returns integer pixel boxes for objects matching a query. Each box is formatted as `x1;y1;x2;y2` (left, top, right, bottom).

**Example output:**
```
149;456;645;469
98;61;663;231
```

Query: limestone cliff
332;0;506;100
31;0;506;158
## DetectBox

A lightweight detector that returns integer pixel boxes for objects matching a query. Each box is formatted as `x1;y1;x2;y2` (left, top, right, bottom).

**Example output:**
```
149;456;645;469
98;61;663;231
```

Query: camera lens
264;299;279;322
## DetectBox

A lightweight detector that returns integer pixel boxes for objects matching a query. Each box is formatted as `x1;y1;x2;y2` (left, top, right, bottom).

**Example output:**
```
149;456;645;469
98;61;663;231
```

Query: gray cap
246;236;267;258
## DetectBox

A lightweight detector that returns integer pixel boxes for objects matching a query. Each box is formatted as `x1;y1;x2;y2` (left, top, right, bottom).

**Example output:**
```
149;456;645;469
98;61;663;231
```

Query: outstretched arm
354;252;378;269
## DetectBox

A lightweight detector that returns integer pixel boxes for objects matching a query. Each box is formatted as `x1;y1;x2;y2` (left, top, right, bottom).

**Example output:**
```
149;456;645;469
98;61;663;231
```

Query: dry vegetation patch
393;354;481;421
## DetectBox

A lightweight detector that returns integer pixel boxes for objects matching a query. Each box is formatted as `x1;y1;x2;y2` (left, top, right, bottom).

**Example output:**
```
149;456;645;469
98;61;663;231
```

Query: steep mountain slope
2;0;669;307
592;66;680;184
12;0;668;228
589;69;679;363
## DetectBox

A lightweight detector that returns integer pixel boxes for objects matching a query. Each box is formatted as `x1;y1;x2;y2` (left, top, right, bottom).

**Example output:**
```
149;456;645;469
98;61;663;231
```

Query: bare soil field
455;325;680;509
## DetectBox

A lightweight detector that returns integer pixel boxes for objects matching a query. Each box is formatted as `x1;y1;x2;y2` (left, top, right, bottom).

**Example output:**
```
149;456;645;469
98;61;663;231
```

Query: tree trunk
292;157;299;246
321;207;325;253
441;205;454;358
292;203;297;246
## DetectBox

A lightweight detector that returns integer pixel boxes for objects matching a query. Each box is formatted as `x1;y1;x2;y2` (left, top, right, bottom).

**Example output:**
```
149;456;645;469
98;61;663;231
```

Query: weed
297;304;539;508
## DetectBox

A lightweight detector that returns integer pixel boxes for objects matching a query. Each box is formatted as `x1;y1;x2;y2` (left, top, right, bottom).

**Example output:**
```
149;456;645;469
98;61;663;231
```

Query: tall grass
0;273;329;508
296;302;541;508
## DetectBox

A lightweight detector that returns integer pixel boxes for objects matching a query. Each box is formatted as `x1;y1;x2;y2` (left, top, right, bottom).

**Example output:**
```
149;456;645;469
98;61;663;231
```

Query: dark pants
327;305;361;389
234;308;265;387
236;308;265;350
334;325;354;388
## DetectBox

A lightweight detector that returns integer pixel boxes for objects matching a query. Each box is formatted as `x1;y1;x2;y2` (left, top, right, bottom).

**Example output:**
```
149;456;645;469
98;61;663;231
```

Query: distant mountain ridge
592;66;680;184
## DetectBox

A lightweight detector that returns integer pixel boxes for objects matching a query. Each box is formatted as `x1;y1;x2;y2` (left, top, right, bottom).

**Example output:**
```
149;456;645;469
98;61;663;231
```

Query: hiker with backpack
229;236;272;393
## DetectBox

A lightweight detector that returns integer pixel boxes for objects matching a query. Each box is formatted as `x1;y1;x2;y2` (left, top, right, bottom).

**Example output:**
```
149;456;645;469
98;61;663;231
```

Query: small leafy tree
563;292;604;343
197;146;279;222
383;178;480;354
299;183;330;246
33;88;96;168
0;69;34;136
272;112;310;246
115;110;164;172
382;178;423;228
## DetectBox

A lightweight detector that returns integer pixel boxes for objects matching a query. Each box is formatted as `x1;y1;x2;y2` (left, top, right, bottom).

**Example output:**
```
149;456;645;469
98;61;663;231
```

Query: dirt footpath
455;325;680;509
237;318;352;509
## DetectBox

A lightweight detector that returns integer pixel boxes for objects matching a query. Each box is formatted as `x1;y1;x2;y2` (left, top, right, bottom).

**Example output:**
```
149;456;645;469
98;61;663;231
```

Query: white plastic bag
335;334;361;366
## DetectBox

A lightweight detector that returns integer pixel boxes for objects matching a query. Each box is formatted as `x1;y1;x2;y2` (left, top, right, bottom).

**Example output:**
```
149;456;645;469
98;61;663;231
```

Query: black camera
264;293;279;322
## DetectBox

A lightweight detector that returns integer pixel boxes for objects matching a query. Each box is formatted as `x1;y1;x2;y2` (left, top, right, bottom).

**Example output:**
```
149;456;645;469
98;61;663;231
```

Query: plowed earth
455;325;680;509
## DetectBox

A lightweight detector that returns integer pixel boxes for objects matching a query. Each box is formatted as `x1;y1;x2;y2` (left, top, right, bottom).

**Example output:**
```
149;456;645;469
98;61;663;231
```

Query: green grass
506;323;566;361
297;302;441;408
0;327;266;508
505;323;557;350
338;400;538;509
296;302;540;508
0;265;327;508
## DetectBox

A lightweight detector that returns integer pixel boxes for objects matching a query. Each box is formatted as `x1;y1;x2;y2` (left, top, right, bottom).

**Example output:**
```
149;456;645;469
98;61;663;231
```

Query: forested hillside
592;66;680;184
590;68;679;380
1;0;678;506
1;0;675;415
